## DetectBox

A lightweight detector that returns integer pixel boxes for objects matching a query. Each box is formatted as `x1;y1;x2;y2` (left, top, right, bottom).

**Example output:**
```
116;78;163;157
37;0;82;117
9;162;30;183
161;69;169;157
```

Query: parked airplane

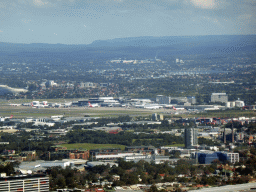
0;115;13;121
9;104;21;106
134;104;146;108
172;106;185;110
144;104;163;109
134;104;162;109
88;102;99;108
7;115;13;119
31;101;48;108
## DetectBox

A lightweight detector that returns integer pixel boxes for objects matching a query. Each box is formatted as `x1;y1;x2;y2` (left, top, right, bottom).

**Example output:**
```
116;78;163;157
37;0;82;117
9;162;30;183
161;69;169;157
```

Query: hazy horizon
0;0;255;45
1;34;255;46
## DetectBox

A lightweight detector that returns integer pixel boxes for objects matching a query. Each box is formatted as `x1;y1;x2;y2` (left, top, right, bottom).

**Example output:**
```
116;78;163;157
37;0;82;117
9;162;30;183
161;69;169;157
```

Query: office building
196;152;239;164
227;152;239;163
187;96;196;104
156;95;171;104
185;128;198;148
198;152;218;164
152;113;164;121
211;93;228;103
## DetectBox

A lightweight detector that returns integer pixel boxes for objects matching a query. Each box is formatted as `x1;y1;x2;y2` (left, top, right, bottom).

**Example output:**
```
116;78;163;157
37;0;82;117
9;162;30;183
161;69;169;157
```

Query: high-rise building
156;95;171;104
185;128;198;148
187;96;196;104
152;113;158;121
0;174;49;192
211;93;228;103
152;113;164;121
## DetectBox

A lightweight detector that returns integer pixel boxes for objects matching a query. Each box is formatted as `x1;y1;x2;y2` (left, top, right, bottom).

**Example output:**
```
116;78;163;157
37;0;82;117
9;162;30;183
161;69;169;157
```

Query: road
190;183;256;192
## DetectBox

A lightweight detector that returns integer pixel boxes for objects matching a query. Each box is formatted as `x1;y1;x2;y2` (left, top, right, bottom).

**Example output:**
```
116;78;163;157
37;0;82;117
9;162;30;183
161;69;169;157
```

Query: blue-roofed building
196;152;238;164
198;153;218;164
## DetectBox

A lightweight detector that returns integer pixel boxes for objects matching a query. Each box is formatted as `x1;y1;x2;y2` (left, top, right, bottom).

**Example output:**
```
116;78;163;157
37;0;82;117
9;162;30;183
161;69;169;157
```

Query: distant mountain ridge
88;35;256;47
0;35;255;59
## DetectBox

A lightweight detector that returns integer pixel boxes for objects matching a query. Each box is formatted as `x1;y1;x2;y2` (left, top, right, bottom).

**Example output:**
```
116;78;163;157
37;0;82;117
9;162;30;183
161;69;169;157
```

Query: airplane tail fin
88;102;93;107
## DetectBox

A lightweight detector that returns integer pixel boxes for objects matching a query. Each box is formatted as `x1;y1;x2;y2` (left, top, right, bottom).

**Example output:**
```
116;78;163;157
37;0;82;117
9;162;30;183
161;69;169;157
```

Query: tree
56;174;66;188
149;184;158;192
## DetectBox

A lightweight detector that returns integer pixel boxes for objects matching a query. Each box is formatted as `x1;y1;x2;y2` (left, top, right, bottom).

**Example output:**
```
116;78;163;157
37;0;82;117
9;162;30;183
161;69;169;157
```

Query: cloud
33;0;48;6
190;0;216;9
0;30;3;32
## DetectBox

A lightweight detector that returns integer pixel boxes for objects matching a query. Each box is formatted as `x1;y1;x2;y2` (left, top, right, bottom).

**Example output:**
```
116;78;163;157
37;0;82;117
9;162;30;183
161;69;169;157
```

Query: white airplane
0;115;13;121
9;104;21;106
30;101;48;108
144;105;163;109
22;103;31;106
54;103;62;108
172;106;185;110
134;104;145;108
63;102;72;108
88;102;99;108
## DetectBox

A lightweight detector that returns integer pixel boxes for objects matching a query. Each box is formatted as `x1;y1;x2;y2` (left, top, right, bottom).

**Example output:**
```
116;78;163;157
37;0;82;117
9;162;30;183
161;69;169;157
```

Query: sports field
57;143;184;150
58;143;126;150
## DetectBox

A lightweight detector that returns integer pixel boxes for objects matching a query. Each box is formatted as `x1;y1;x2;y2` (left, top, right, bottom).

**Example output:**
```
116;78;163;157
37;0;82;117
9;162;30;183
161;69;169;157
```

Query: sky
0;0;255;44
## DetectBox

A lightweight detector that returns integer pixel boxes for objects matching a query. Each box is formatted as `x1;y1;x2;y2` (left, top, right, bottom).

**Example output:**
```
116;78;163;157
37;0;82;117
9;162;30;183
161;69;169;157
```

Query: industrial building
226;99;245;108
87;161;118;168
124;154;174;164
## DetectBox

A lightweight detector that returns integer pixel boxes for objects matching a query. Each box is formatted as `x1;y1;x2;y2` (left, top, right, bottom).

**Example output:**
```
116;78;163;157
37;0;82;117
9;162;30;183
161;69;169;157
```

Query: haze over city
1;0;256;192
0;0;255;44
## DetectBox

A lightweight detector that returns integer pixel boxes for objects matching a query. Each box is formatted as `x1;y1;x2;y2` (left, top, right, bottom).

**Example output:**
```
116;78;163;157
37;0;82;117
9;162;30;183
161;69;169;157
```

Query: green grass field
164;144;185;147
58;143;126;150
132;138;163;143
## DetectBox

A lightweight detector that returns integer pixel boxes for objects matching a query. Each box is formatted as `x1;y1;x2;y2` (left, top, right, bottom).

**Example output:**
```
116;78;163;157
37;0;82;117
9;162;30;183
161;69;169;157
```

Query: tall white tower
185;128;198;148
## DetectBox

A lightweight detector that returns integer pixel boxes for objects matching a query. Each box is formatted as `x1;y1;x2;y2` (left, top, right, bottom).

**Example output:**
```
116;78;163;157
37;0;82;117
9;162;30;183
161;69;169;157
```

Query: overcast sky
0;0;255;44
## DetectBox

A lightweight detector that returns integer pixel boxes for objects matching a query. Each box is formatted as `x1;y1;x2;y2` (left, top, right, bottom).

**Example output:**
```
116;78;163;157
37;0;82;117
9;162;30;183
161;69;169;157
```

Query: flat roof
0;174;48;181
